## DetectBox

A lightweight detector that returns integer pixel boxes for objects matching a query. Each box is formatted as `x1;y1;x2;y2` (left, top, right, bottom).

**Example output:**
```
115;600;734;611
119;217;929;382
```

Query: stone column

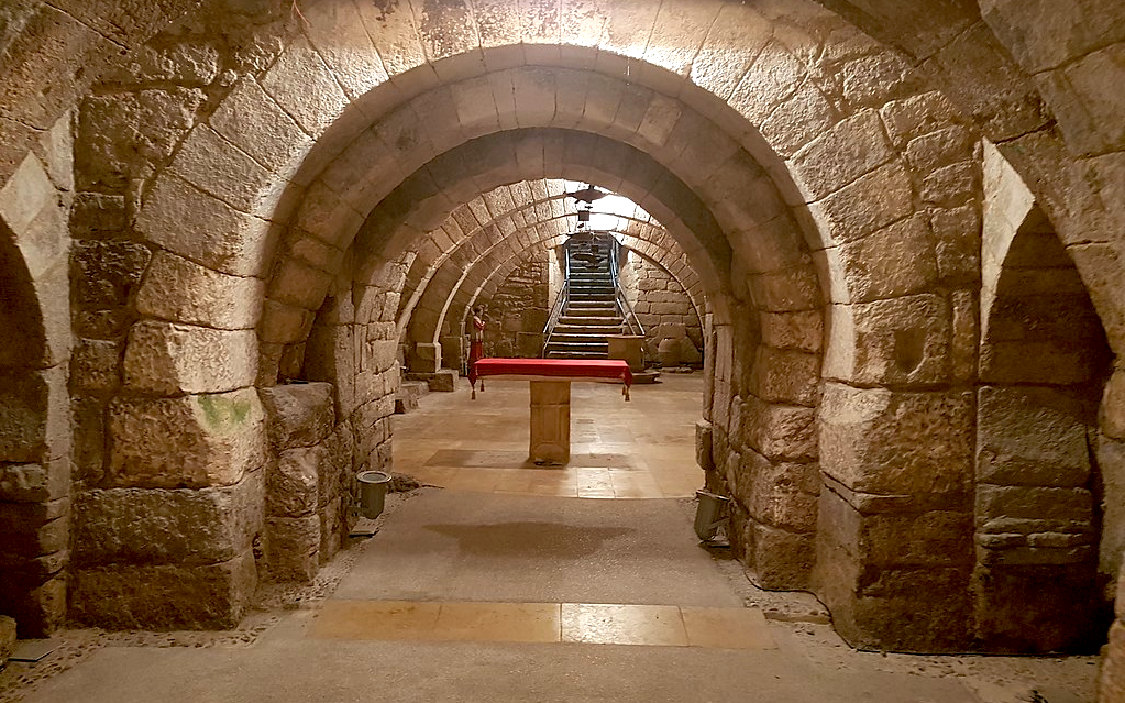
529;381;570;464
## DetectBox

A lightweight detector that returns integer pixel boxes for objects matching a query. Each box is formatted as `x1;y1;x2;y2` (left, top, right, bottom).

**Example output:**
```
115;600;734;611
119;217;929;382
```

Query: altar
470;358;632;464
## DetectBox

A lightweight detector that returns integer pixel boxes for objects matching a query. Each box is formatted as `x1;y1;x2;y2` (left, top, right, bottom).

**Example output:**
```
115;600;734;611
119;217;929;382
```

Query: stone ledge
70;550;257;630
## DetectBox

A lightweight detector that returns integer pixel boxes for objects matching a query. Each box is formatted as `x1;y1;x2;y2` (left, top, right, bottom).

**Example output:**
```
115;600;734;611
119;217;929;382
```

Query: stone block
209;77;313;175
135;251;264;330
265;515;320;582
742;452;819;533
71;551;257;630
825;294;952;386
749;346;819;406
268;446;323;518
808;161;914;244
695;420;714;473
123;321;257;395
819;383;973;495
169;124;279;215
74;471;263;566
258;382;335;450
788;109;894;201
837;215;939;302
429;370;458;393
879;91;957;146
0;615;14;665
976;485;1093;526
749;523;815;591
973;563;1100;651
108;388;266;489
135;174;272;278
977;386;1093;487
742;397;817;462
71;239;151;307
70;192;126;237
759;310;822;353
0;457;68;503
71;338;122;392
0;366;68;464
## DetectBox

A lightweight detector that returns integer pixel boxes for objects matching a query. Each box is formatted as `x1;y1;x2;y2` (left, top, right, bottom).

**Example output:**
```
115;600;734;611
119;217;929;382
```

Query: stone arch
438;225;706;367
0;151;71;636
971;143;1113;652
115;5;979;648
397;194;703;369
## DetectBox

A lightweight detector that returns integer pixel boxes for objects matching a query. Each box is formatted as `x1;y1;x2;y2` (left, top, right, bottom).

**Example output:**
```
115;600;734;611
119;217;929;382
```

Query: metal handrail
541;242;572;355
608;238;645;337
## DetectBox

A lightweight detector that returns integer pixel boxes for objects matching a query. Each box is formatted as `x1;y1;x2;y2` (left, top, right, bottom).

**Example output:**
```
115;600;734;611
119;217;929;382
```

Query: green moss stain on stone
197;392;253;429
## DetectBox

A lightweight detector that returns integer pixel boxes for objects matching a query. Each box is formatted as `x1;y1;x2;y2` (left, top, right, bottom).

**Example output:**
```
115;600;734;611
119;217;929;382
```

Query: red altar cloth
470;358;632;399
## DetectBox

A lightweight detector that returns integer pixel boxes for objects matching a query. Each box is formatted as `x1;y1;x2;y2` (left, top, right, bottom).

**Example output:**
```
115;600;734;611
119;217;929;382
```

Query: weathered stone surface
71;239;151;307
70;338;121;392
71;550;257;630
750;523;814;591
816;489;973;652
265;515;320;582
825;294;951;386
808;161;914;244
695;420;714;473
0;615;14;665
759;310;822;353
70;192;126;238
742;397;817;462
788;109;894;201
77;88;204;190
429;370;458;393
820;383;973;495
108;388;266;489
977;386;1093;487
0;457;67;503
135;174;272;278
135;251;264;330
268;446;323;518
74;471;263;566
259;382;334;450
838;215;939;302
742;451;818;532
123;321;257;395
0;366;67;464
749;346;819;407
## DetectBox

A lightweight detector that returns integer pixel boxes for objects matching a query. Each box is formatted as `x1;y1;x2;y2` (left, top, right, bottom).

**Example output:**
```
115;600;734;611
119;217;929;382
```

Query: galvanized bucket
356;471;392;519
694;490;729;541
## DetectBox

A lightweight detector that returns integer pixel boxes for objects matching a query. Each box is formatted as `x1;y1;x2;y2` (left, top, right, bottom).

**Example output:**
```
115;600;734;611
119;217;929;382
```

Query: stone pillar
529;381;570;465
815;383;975;652
1099;557;1125;702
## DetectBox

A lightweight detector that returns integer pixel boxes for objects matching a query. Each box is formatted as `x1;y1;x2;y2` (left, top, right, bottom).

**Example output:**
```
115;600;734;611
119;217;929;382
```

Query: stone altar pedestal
607;335;644;372
529;381;571;464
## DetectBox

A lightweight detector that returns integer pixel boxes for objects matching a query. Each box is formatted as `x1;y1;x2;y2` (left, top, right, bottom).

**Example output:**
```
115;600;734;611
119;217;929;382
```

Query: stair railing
541;241;572;356
609;238;645;337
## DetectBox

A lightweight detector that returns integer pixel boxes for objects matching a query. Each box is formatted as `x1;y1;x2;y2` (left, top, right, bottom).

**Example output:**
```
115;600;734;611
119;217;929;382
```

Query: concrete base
529;381;570;464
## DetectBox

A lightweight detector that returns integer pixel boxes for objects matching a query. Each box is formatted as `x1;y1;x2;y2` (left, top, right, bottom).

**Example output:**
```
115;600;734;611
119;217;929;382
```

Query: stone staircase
544;241;626;359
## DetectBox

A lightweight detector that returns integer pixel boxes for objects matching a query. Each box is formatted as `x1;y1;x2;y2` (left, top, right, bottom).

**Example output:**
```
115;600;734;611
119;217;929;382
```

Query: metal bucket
694;490;729;540
356;471;392;519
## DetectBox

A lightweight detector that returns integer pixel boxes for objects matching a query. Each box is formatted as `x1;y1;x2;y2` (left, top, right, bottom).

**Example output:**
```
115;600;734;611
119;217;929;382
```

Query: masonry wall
620;249;703;366
475;249;550;360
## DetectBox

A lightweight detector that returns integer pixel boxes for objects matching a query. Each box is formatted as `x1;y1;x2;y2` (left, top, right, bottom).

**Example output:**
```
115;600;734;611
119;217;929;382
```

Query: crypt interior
0;0;1124;701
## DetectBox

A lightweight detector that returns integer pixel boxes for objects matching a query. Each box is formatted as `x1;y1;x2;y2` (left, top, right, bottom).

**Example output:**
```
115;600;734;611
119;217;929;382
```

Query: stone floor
395;375;704;498
1;374;1101;702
